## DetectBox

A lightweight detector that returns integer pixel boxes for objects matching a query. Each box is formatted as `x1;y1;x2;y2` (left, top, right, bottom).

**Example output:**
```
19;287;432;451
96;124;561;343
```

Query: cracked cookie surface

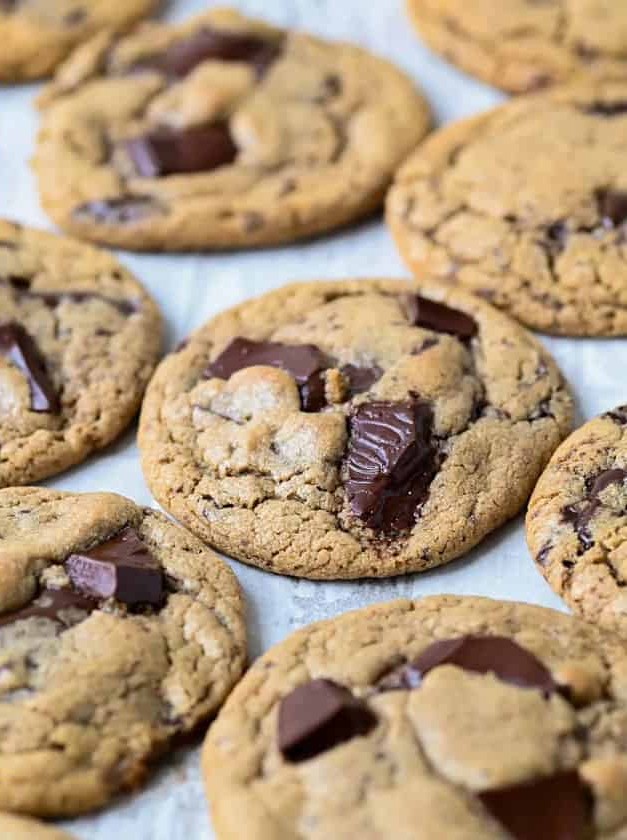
0;0;158;82
387;79;627;336
527;405;627;632
0;813;74;839
138;279;573;580
0;220;162;488
34;7;431;251
203;594;627;840
406;0;627;93
0;487;246;817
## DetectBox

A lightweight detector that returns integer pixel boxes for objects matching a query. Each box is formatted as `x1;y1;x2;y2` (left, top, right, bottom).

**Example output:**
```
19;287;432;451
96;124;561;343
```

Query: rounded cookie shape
34;8;431;251
0;0;157;82
0;487;246;817
138;279;573;579
204;595;627;840
0;220;162;487
527;405;627;631
0;813;74;840
387;80;627;336
406;0;627;94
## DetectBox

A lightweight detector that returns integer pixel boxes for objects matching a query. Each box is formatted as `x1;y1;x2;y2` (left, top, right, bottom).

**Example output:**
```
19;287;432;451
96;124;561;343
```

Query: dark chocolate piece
0;588;95;629
344;399;437;532
479;771;591;840
0;321;60;413
597;188;627;227
66;526;164;607
126;122;237;178
606;405;627;425
404;294;478;340
278;678;377;763
583;101;627;117
562;468;627;552
376;636;558;695
205;337;329;413
341;364;383;397
73;196;164;225
2;276;136;316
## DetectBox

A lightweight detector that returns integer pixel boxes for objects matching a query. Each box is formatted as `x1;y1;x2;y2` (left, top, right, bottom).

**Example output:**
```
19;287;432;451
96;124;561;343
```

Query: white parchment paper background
2;1;625;837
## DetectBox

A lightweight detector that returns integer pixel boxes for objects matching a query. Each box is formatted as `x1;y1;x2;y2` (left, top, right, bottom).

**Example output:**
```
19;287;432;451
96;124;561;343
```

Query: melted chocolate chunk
562;468;627;552
606;405;627;425
278;679;377;763
0;321;60;413
583;101;627;117
66;526;164;607
73;196;164;225
205;337;329;413
126;122;237;178
344;400;437;532
1;276;136;316
597;188;627;227
0;588;95;629
377;636;558;695
132;26;281;79
479;771;591;840
404;295;478;340
341;364;382;397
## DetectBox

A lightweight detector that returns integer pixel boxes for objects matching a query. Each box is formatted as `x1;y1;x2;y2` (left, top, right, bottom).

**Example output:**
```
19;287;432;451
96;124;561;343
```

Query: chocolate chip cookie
0;0;158;82
203;594;627;839
387;79;627;336
0;487;246;817
0;220;162;487
527;405;627;632
0;813;73;840
138;279;573;580
406;0;627;94
34;8;431;251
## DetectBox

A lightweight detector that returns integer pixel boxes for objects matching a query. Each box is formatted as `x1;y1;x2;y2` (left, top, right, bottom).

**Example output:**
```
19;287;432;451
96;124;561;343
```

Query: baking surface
1;1;624;837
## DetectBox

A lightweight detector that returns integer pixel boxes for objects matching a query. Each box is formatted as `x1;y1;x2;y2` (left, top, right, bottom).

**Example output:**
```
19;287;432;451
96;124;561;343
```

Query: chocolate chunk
1;277;136;317
404;295;478;340
344;399;437;532
73;195;164;225
584;101;627;117
0;588;95;630
126;122;237;178
341;364;383;397
376;636;558;695
66;526;164;607
546;220;568;251
0;321;60;413
606;405;627;425
278;679;377;763
597;188;627;227
132;26;281;79
205;337;329;413
479;771;591;840
562;468;627;552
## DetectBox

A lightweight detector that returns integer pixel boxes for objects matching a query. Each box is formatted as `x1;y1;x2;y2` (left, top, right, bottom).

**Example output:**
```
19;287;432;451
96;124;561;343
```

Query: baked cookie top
0;813;74;840
527;405;627;632
203;594;627;840
138;279;573;580
387;79;627;336
0;487;246;818
406;0;627;93
34;8;431;251
0;0;158;82
0;220;162;488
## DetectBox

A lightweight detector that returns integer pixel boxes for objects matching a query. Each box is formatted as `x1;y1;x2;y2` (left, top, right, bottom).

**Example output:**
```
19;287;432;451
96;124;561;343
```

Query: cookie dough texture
203;595;627;840
387;79;627;336
0;0;157;82
527;405;627;631
0;220;162;487
406;0;627;93
0;487;246;817
34;8;431;251
0;813;74;840
138;279;573;580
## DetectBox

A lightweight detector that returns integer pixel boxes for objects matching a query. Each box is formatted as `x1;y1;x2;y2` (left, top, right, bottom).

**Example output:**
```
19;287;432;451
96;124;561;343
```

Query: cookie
0;0;157;82
203;594;627;839
527;405;627;631
0;813;74;840
387;79;627;336
138;279;573;580
406;0;627;94
0;220;162;487
0;487;246;817
34;8;431;251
